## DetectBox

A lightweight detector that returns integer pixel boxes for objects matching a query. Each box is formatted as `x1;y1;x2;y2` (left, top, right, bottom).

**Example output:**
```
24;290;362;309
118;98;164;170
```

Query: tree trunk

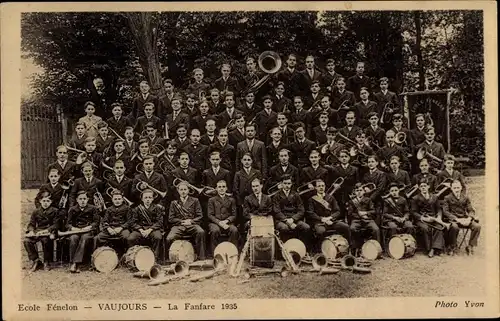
124;12;166;98
414;11;425;90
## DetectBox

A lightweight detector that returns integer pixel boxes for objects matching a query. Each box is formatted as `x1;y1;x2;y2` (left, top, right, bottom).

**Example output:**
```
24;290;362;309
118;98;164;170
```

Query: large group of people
24;54;480;273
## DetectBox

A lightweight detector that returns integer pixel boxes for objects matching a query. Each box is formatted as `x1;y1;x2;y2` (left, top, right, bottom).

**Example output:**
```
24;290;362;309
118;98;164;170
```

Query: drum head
283;238;307;259
321;239;338;260
135;247;155;271
93;247;118;273
361;240;381;260
169;240;196;263
213;242;238;264
331;235;349;255
388;237;405;259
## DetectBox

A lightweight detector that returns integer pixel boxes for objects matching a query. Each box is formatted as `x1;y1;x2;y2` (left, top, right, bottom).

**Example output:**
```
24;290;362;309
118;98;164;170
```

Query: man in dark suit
373;77;401;128
89;77;117;119
68;162;104;208
239;91;261;121
134;103;163;136
104;160;133;204
377;129;409;171
276;54;300;98
217;92;243;129
288;122;315;169
168;152;199;199
47;145;79;183
307;179;351;244
130;81;161;120
167;182;206;260
228;113;246;148
107;103;132;138
354;87;378;128
242;178;274;229
339;111;363;143
290;97;308;125
268;149;299;191
159;79;179;120
363;155;388;215
208;89;224;115
323;58;343;93
233;153;262;211
214;63;241;96
191;100;211;135
202;150;232;191
273;174;311;246
165;96;190;139
272;82;293;114
182;129;209;173
364;112;386;150
254;95;278;143
210;128;236;174
187;68;211;100
235;123;268;178
331;77;356;126
303;80;324;111
207;180;239;253
347;62;371;100
276;112;295;146
131;156;168;205
298;55;322;96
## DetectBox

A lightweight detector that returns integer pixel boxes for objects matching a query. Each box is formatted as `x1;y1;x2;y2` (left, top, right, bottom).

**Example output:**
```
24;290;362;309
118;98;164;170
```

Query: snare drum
388;234;417;259
169;240;196;263
123;245;155;271
92;246;119;273
361;240;383;260
321;234;349;260
250;216;275;268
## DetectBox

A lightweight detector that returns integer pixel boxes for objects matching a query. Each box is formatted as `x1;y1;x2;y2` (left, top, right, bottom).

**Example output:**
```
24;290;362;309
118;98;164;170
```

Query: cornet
61;178;75;190
105;187;133;206
365;136;382;151
361;183;376;195
404;184;419;199
136;180;167;198
93;190;107;211
326;177;344;196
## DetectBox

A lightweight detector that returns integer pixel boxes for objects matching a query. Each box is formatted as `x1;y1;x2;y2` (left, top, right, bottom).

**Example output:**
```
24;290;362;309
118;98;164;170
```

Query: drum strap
138;205;153;225
312;196;331;211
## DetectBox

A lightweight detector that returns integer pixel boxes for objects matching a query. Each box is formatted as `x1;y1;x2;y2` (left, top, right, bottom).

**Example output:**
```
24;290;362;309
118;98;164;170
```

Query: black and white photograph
2;1;498;320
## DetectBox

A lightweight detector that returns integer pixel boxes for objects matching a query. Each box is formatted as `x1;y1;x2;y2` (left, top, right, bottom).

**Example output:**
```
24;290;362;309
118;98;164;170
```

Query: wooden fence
21;104;63;189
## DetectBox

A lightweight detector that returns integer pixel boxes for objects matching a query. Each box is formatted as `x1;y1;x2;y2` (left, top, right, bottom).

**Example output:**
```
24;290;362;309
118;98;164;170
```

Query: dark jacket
207;195;237;224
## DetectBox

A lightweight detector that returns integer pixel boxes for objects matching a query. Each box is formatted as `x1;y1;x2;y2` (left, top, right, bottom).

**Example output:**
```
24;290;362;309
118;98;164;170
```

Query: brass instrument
102;170;115;181
421;215;451;231
58;180;72;209
361;183;376;195
164;121;170;140
225;119;238;132
244;51;282;94
173;177;204;195
267;182;283;198
311;253;328;270
150;144;167;158
136;180;167;198
108;127;125;141
349;146;369;166
26;226;94;239
380;102;395;124
282;102;290;114
335;132;357;147
159;157;177;174
101;161;114;172
416;147;444;165
326;177;344;196
404;184;420;199
394;132;407;145
297;179;321;196
64;145;86;154
93;189;107;211
434;179;454;198
136;163;145;174
365;136;382;152
105;187;133;206
171;200;191;219
382;184;408;200
61;177;75;190
333;99;351;112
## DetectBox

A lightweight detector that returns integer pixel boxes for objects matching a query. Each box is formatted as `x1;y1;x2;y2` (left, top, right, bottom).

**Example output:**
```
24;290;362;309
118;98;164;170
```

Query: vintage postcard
2;1;498;320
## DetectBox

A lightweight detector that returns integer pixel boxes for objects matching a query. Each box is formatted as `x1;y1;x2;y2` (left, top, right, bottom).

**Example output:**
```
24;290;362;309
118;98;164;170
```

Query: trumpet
380;102;395;124
159;157;177;174
394;132;407;145
349;146;369;166
105;187;133;206
136;180;167;198
326;177;344;196
335;132;357;147
365;136;382;151
225;119;238;132
416;147;444;165
267;182;283;197
297;179;320;196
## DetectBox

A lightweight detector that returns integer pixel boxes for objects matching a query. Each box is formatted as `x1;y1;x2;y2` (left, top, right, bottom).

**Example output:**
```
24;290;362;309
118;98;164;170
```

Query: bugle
105;187;133;206
267;182;283;197
136;180;167;198
335;132;357;147
94;189;107;211
326;177;344;196
416;147;444;165
297;179;320;196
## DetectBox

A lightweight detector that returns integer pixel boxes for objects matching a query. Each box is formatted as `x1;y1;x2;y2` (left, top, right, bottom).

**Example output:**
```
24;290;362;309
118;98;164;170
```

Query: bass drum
123;245;155;271
92;246;119;273
361;240;383;260
169;240;196;263
283;238;307;263
321;234;349;260
250;215;275;268
388;234;417;259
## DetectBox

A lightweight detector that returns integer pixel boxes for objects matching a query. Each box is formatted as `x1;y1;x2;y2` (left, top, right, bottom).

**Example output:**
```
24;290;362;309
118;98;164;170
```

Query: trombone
135;180;167;198
105;187;133;206
365;136;382;152
349;146;369;166
267;182;283;197
108;127;125;141
297;179;321;196
326;177;344;196
380;102;394;124
172;177;204;195
381;184;408;199
332;100;351;112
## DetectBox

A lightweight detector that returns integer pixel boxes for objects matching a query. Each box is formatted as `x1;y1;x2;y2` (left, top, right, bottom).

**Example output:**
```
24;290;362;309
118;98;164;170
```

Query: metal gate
21;103;63;189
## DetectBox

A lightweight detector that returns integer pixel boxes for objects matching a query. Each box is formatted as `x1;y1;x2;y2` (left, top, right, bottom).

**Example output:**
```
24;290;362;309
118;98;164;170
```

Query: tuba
244;51;282;94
